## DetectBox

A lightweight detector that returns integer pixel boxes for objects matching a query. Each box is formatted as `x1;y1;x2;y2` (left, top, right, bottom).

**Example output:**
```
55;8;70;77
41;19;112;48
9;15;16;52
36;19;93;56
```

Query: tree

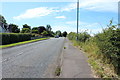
46;25;53;36
46;25;52;32
0;15;8;30
38;26;46;34
50;31;55;37
31;30;39;34
41;31;48;36
23;24;31;29
9;24;20;33
21;28;30;33
32;27;38;30
0;15;6;24
62;31;67;37
31;27;39;34
56;30;62;37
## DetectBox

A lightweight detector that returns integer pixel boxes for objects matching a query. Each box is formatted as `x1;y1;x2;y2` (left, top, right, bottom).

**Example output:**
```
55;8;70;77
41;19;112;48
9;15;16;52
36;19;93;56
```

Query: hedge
95;26;120;74
0;33;31;45
67;26;120;76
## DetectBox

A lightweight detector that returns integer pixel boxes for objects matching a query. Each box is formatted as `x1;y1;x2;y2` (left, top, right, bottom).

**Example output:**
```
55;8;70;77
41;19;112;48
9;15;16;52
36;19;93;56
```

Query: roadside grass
0;38;49;48
71;40;119;78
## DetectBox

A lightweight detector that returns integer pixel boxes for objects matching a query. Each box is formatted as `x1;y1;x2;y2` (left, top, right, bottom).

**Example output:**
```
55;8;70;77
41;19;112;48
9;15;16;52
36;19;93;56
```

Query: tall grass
68;22;120;78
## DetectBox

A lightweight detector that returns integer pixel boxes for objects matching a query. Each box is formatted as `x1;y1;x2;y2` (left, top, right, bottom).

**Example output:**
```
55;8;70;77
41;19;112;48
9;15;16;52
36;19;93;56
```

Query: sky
0;0;119;35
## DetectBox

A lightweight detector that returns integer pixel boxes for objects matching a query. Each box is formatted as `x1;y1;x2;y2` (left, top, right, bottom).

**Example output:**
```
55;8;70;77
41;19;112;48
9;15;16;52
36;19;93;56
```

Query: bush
68;32;77;40
21;28;31;33
0;33;31;45
95;26;120;74
78;32;91;42
68;32;91;42
31;30;39;34
68;25;120;77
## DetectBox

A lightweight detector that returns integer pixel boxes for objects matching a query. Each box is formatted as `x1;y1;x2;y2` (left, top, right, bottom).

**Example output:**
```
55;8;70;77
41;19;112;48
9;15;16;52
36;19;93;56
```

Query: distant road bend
2;37;65;78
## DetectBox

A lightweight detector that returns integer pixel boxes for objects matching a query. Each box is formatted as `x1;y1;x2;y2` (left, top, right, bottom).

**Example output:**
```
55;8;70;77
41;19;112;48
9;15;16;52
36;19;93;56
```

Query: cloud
60;3;77;12
65;20;105;35
52;20;104;35
55;16;66;19
52;25;76;33
13;7;56;20
61;0;118;13
66;21;87;25
13;4;74;20
13;0;118;20
80;0;118;12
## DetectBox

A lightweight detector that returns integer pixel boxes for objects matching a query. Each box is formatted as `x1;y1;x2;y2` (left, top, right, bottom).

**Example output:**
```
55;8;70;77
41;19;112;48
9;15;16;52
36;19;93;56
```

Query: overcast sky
1;0;119;35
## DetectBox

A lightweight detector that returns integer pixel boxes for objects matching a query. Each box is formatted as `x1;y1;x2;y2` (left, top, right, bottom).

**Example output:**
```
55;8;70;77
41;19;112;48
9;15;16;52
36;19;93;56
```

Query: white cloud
52;25;76;33
55;16;66;19
52;20;104;35
66;21;87;25
65;20;105;35
61;0;118;13
13;0;118;20
80;0;118;12
60;3;77;12
13;7;56;20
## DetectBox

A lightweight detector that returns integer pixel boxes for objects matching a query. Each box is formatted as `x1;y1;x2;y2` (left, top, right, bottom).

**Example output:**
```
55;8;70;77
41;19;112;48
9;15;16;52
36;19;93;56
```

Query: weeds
67;20;120;78
55;66;61;76
64;47;66;49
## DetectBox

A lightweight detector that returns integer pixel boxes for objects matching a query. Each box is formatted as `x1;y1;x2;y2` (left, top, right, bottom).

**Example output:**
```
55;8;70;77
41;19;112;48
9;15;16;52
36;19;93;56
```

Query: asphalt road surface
2;37;65;78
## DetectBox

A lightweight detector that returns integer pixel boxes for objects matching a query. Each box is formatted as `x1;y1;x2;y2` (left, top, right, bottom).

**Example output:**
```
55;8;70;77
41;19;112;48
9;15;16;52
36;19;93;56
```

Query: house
0;22;11;33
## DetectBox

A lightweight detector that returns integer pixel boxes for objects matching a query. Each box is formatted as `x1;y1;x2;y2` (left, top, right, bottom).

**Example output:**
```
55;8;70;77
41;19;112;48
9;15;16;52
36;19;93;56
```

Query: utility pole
76;0;79;40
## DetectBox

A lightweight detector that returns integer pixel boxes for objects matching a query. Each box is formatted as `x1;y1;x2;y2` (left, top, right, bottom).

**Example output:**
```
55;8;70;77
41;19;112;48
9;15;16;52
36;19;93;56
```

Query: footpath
60;38;93;78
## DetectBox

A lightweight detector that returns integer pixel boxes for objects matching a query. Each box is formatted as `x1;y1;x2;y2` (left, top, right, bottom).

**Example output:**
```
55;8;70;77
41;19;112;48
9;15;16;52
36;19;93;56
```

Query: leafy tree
31;27;39;34
46;25;52;32
23;24;31;29
62;31;67;37
41;30;48;36
0;15;6;24
9;24;20;33
46;25;54;36
32;27;38;30
56;30;62;37
21;28;30;33
68;32;77;40
38;26;46;34
0;15;8;30
31;30;39;34
78;32;91;42
50;31;55;37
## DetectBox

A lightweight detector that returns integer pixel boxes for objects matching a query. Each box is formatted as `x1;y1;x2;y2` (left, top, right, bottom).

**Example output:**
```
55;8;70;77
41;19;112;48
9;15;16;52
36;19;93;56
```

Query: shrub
31;30;39;34
78;32;91;42
21;28;31;33
68;32;91;42
68;32;77;40
0;33;31;45
68;25;120;77
95;26;120;74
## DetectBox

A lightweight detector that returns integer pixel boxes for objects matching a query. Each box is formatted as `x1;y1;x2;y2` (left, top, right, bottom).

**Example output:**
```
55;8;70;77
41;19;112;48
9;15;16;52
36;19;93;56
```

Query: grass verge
70;40;119;78
0;38;49;48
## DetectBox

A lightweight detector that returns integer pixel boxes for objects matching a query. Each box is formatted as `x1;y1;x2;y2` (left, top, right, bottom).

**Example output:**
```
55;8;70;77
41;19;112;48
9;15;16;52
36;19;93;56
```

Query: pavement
60;38;93;78
2;37;65;78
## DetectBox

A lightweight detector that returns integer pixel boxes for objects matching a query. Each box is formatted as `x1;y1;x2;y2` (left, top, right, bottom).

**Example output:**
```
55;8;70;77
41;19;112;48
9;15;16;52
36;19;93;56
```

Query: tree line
0;15;67;37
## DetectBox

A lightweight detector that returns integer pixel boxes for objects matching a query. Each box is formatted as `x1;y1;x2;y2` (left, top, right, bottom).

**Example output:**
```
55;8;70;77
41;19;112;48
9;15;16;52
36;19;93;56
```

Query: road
2;37;65;78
